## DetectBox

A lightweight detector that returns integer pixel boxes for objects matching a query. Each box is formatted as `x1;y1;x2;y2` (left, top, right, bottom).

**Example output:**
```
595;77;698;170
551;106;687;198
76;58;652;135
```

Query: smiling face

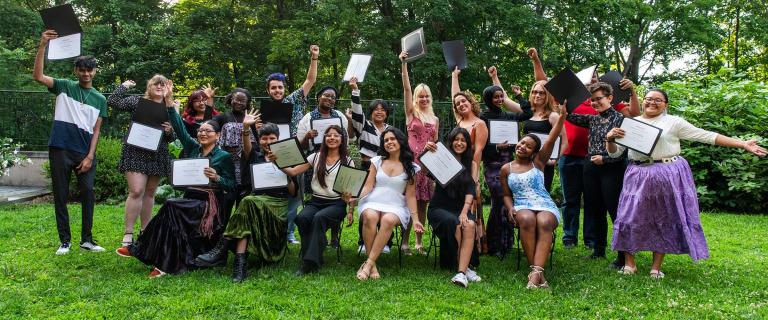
74;67;96;85
451;133;468;155
318;89;337;111
324;127;342;149
515;136;538;159
453;94;473;117
590;90;613;112
492;90;504;107
192;95;207;113
371;104;388;123
230;92;248;112
149;80;168;100
642;91;668;117
196;123;219;147
530;83;548;107
259;133;278;151
382;131;400;154
267;80;285;101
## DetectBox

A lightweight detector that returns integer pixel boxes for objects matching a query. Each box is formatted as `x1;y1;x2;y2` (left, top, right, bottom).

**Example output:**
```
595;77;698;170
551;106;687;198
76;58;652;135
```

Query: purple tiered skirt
611;157;709;261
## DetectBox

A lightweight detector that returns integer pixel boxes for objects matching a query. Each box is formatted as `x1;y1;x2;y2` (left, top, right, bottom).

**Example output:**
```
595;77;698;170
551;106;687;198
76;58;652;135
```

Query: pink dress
407;116;437;201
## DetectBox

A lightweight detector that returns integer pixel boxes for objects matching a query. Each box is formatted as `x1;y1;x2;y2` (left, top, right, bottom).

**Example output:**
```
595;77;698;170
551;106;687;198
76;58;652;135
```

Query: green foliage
154;183;184;204
42;137;127;204
659;68;768;212
1;203;767;318
0;138;29;176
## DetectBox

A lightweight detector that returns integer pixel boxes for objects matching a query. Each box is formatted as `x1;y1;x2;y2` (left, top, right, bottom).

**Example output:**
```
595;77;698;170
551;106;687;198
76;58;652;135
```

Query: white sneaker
382;245;391;254
451;272;468;288
79;241;105;252
466;268;482;282
55;243;71;255
358;245;366;254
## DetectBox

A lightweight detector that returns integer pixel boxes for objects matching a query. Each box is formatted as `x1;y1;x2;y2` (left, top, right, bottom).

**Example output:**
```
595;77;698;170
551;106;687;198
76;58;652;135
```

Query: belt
631;156;680;165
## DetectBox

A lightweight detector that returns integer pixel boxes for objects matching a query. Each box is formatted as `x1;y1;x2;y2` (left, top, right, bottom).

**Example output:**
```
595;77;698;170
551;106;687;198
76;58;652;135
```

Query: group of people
34;29;766;289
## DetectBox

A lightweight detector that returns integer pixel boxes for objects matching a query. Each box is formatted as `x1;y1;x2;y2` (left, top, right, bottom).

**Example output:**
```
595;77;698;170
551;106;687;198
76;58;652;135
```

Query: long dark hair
315;125;349;188
444;127;474;199
378;127;416;182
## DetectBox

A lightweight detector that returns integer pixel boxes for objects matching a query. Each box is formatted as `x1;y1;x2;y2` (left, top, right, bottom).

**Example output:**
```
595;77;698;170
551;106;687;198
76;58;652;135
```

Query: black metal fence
0;90;456;151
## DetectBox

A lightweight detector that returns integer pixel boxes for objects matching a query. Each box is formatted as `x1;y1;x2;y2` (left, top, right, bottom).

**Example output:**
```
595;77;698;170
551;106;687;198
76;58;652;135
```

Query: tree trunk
734;4;740;71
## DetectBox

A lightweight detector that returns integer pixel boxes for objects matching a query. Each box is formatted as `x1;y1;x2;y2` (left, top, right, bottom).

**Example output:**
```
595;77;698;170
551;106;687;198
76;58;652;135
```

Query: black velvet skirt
129;189;227;274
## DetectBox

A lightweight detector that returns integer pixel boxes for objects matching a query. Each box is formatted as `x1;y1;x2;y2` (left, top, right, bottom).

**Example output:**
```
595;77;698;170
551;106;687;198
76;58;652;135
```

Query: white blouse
306;153;354;199
609;114;718;160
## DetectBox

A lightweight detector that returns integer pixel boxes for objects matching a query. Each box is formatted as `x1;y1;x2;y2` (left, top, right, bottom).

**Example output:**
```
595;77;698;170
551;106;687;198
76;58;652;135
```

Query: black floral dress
108;84;174;177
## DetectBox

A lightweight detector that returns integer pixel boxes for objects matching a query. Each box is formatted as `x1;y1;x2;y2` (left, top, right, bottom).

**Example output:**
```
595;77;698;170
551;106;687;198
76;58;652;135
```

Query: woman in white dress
348;127;421;280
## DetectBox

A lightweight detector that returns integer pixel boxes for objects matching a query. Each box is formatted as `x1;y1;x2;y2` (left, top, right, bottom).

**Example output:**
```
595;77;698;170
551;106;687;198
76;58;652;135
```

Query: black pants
583;160;626;256
49;147;96;244
296;197;346;267
558;155;595;246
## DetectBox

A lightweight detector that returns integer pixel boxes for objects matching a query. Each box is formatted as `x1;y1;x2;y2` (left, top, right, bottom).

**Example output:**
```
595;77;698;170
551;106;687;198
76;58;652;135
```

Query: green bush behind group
44;69;768;213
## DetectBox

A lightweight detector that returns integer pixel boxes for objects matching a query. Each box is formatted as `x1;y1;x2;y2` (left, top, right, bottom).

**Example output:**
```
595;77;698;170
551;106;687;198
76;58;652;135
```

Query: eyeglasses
321;93;337;100
644;97;666;104
531;90;547;96
197;129;216;134
590;96;607;102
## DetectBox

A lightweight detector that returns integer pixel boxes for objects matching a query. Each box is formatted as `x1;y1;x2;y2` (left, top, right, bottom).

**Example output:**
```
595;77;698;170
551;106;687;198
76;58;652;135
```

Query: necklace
80;87;93;109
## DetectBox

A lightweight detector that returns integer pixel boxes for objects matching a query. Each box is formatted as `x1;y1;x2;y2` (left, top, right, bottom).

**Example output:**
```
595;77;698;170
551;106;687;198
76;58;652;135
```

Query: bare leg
368;214;399;263
651;252;665;271
532;212;557;267
415;200;428;247
123;172;149;244
456;220;476;273
236;238;247;254
361;210;380;256
140;175;162;230
624;252;637;268
516;210;537;265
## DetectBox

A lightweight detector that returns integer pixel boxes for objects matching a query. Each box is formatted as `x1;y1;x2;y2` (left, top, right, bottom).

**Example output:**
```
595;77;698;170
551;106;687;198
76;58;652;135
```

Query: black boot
194;237;228;267
232;253;247;283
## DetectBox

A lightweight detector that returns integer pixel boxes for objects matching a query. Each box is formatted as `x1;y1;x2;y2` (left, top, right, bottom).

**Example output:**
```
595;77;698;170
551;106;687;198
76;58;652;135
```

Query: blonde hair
452;91;481;123
411;83;436;123
529;80;558;117
144;74;170;100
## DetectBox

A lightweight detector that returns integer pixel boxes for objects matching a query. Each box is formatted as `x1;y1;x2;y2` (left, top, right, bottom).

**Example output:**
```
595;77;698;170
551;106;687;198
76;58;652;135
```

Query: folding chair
424;225;440;269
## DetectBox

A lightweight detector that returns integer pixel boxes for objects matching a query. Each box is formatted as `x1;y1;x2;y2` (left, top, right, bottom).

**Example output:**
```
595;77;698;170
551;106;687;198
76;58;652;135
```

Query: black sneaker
56;242;71;255
563;240;576;249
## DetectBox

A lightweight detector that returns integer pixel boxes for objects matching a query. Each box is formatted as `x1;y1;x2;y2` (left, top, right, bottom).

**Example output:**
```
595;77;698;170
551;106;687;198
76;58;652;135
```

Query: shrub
659;68;768;212
0;138;29;176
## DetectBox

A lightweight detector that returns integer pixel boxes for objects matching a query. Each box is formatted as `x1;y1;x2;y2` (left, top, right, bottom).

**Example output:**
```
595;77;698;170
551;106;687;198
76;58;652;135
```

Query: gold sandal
356;260;372;281
650;269;665;279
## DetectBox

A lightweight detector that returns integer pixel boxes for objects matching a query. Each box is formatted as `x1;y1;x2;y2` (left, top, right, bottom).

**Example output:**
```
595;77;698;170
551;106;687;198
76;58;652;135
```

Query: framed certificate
401;27;426;62
332;164;369;197
171;158;210;187
268;137;308;169
250;162;289;191
489;120;520;144
530;132;562;160
418;142;465;187
125;122;163;151
310;118;343;145
614;117;663;156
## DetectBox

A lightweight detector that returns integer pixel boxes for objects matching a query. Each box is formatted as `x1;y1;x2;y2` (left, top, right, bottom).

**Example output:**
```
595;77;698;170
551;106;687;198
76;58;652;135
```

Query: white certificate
530;133;561;160
418;142;465;187
251;162;288;191
332;164;369;197
268;137;308;169
171;159;210;187
489;120;520;144
125;122;163;151
48;33;81;60
615;117;663;155
311;118;342;145
343;54;372;82
575;65;597;85
276;124;290;141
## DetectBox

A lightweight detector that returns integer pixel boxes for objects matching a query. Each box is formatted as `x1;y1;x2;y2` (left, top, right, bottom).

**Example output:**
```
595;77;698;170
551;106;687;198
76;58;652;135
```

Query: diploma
310;118;342;145
343;54;372;82
401;27;427;62
489;120;520;144
530;133;562;160
614;117;663;155
268;137;308;169
171;159;211;187
48;33;81;60
332;164;369;197
250;162;289;191
418;142;465;187
125;122;163;151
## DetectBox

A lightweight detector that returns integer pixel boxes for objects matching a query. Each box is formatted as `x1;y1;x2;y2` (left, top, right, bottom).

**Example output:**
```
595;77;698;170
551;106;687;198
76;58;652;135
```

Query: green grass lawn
1;203;767;319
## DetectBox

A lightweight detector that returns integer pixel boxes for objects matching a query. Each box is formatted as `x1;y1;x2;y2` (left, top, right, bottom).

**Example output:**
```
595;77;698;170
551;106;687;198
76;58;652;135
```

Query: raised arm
168;105;198;151
619;79;641;117
528;48;547;81
536;104;566;168
400;51;414;118
451;67;461;98
301;45;320;97
548;110;568;156
108;81;140;112
348;77;365;137
241;109;261;162
33;30;56;88
202;84;217;107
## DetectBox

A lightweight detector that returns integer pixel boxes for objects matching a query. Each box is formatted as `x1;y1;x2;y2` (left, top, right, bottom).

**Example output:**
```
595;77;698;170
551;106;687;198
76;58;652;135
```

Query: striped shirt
48;79;107;154
349;90;389;158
